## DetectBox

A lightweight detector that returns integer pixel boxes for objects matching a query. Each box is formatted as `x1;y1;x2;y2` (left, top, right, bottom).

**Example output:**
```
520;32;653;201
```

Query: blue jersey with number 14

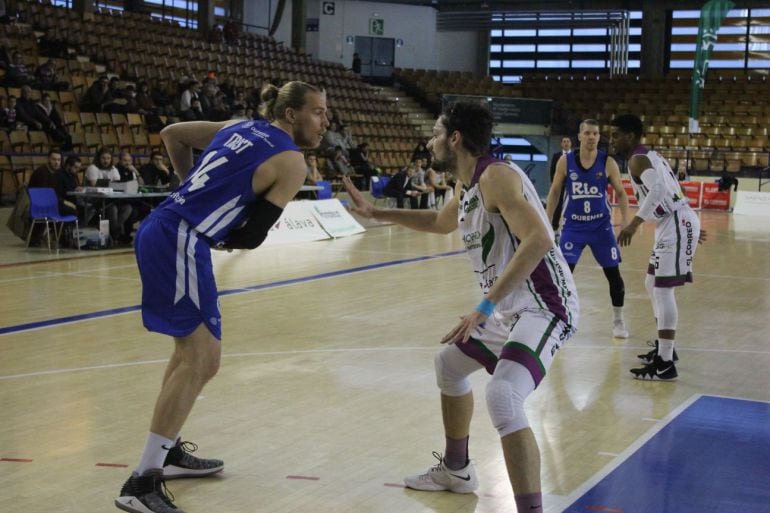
562;150;611;232
155;120;299;246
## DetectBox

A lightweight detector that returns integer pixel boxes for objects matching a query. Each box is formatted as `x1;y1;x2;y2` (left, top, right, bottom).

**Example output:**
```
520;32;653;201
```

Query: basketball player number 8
583;201;591;214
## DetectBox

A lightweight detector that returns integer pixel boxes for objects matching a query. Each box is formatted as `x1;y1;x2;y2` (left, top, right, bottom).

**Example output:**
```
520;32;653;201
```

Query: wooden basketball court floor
1;208;769;513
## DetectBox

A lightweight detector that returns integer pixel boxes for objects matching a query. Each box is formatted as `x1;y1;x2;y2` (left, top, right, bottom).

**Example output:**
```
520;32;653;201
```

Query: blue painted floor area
563;395;770;513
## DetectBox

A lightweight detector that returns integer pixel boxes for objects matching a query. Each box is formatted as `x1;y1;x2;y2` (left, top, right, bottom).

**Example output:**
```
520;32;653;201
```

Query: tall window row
488;11;642;84
51;1;230;29
669;8;770;70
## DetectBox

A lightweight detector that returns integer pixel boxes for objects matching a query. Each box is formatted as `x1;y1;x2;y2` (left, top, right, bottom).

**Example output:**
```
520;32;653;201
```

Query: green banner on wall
689;0;734;133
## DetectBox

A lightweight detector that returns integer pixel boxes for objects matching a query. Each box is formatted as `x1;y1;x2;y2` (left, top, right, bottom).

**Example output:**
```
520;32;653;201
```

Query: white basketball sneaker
612;320;629;338
403;451;478;493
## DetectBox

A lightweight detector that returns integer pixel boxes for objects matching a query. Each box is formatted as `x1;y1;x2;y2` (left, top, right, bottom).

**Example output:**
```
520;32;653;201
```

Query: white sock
658;338;675;362
136;432;176;474
613;306;624;323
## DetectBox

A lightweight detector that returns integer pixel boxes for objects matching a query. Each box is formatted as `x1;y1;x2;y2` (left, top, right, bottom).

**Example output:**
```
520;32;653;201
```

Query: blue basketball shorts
134;213;222;340
560;221;621;268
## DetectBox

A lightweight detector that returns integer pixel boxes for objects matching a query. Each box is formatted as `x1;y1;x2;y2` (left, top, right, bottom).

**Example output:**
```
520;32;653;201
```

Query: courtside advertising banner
700;182;730;211
681;181;703;208
308;199;366;238
733;190;770;216
262;201;331;246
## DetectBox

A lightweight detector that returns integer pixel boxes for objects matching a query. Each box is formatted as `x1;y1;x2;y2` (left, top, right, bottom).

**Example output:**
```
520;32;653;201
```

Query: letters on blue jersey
156;120;299;245
562;150;611;229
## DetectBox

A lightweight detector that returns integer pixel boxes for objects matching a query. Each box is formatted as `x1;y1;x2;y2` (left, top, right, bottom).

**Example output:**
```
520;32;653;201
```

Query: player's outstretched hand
441;311;487;345
342;176;376;219
698;229;708;244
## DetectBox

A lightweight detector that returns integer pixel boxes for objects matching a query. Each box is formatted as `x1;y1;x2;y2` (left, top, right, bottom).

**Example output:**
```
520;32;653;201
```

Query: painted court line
560;394;701;508
286;475;320;481
0;250;464;337
0;347;434;381
1;458;34;462
96;463;129;468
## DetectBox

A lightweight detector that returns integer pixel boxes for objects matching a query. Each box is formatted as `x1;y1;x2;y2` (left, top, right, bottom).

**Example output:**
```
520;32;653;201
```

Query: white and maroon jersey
631;149;692;223
457;156;578;328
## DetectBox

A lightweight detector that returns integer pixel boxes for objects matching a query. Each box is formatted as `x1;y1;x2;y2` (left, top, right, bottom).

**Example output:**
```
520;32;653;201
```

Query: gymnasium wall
243;0;479;73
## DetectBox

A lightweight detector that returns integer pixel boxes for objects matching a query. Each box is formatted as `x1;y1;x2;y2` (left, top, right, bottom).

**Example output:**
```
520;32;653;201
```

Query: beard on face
430;143;457;174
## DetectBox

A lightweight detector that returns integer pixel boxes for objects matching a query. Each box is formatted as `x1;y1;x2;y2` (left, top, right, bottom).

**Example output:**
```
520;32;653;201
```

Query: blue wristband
475;298;496;317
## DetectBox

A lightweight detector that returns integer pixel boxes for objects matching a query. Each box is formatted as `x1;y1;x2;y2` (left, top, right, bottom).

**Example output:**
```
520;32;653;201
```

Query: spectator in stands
116;150;144;185
325;145;354;178
326;107;343;128
349;142;376;189
103;77;129;113
181;98;205;121
230;104;247;120
4;51;31;86
209;24;224;44
85;147;134;244
306;154;323;184
136;81;157;115
34;59;68;91
427;164;453;207
410;158;433;209
352;52;362;74
223;18;240;45
80;75;111;112
179;80;201;115
321;121;348;157
140;151;178;189
15;85;43;131
122;85;141;114
342;124;355;150
411;138;431;165
0;95;19;130
384;162;421;208
34;92;72;150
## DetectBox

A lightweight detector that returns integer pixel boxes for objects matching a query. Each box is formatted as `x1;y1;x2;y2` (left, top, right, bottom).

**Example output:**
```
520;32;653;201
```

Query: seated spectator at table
178;80;201;116
84;147;134;244
427;165;453;207
27;149;73;245
57;155;82;216
116;150;144;185
140;151;178;188
384;162;422;209
34;59;69;91
306;154;324;185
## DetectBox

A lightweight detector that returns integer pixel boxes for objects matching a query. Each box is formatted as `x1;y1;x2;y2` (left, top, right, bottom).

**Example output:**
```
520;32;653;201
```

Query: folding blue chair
370;175;390;205
26;187;80;252
315;180;333;200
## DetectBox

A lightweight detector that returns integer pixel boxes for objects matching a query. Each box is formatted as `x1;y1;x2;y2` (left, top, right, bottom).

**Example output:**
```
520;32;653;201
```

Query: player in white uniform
343;101;578;513
610;114;705;381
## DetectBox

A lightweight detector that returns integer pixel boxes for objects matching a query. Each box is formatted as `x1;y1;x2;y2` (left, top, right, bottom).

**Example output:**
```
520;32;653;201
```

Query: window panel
572;44;607;52
670;60;695;68
502;76;522;83
537;60;570;68
538;29;571;37
572;60;607;68
573;28;607;36
505;29;536;37
538;44;571;52
504;44;536;52
748;59;770;67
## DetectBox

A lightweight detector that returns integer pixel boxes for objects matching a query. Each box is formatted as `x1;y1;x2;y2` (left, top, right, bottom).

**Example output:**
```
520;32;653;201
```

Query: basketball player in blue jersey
343;101;578;513
546;119;631;339
115;81;328;513
610;114;705;381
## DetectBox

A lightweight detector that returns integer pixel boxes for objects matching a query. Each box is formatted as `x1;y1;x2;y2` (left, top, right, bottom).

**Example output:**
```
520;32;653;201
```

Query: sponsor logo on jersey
570;172;579;181
463;195;479;214
462;230;482;250
570;181;603;199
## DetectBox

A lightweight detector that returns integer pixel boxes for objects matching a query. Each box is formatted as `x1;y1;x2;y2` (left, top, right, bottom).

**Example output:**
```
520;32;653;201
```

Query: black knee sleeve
603;265;625;307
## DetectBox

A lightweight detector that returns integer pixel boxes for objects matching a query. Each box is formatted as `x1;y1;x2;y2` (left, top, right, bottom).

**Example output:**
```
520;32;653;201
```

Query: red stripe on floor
96;463;129;468
586;506;624;512
383;483;406;488
1;458;33;462
286;475;320;480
